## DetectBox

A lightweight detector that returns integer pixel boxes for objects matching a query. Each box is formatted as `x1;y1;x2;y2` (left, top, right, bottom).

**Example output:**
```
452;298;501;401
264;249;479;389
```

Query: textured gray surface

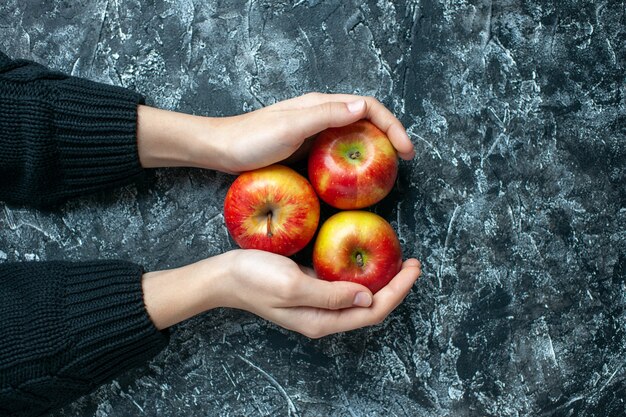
1;0;625;416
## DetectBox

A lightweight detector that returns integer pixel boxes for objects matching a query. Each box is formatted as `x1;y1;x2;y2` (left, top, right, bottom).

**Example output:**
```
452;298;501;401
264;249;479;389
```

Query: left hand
137;93;415;172
211;93;416;173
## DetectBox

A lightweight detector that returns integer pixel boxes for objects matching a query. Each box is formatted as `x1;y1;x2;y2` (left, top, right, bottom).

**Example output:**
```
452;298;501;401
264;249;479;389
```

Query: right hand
212;249;422;338
142;250;422;338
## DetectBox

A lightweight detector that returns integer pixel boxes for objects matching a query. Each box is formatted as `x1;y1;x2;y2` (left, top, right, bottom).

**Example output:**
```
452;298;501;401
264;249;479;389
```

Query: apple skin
308;120;398;209
224;164;320;256
312;211;402;293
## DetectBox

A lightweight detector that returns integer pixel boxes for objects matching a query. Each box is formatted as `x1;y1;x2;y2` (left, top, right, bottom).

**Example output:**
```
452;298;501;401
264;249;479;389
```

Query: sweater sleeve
0;261;169;417
0;50;146;207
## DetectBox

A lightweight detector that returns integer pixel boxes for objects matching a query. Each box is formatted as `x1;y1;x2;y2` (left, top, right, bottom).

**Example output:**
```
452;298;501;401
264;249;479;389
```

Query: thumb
293;275;374;310
290;99;367;138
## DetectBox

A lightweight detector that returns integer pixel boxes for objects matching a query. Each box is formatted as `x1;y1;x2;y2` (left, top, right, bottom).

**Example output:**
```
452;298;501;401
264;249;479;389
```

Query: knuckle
319;102;334;118
276;278;299;302
304;324;325;339
307;331;322;339
370;313;386;326
306;92;322;100
274;117;291;136
364;95;378;105
326;291;342;310
302;312;329;339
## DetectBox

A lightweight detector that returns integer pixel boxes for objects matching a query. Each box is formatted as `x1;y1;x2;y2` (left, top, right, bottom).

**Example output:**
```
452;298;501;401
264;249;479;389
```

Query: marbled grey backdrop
1;0;625;416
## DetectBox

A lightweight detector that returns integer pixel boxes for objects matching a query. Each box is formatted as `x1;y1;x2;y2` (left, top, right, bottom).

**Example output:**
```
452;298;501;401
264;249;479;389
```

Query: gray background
1;0;625;416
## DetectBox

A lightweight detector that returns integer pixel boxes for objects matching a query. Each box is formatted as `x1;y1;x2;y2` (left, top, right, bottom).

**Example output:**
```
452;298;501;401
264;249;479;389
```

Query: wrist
185;251;234;310
141;252;233;329
136;105;230;171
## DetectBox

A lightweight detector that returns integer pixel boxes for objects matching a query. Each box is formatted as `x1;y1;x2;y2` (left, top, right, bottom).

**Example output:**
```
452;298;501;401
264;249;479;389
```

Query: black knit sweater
0;51;169;416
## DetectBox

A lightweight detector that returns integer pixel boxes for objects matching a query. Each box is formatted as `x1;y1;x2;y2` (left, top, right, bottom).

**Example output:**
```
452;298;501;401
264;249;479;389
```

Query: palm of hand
223;249;421;339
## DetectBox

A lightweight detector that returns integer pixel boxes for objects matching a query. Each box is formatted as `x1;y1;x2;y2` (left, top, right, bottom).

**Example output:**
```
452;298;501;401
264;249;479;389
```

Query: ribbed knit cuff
51;77;146;196
0;51;10;67
61;261;169;385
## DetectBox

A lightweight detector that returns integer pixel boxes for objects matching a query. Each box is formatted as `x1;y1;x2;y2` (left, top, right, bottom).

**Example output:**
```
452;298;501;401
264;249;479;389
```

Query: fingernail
353;292;372;307
347;100;365;113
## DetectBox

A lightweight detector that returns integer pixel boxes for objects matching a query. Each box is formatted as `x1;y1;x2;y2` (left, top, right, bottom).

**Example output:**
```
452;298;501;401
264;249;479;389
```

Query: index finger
361;96;415;160
275;93;415;160
327;94;416;160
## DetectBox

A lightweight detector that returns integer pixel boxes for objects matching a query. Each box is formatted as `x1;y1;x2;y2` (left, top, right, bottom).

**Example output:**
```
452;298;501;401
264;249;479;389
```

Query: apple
312;211;402;293
308;120;398;209
224;164;320;256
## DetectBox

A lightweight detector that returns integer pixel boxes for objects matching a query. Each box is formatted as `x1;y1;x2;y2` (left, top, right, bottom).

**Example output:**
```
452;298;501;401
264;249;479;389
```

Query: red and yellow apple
224;165;320;256
308;120;398;209
312;211;402;293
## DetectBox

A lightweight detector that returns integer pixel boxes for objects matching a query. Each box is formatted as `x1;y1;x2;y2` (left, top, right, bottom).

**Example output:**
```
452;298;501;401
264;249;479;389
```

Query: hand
136;93;415;172
212;93;416;173
223;250;422;338
142;250;422;338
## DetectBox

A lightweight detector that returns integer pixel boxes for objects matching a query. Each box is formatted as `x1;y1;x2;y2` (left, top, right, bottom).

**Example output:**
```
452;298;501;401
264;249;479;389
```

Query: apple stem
356;252;364;268
266;211;273;237
349;150;361;160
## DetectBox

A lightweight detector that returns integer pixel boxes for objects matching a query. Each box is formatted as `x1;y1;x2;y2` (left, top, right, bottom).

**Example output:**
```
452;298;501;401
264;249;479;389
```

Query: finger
326;95;413;160
309;262;422;335
275;93;415;160
269;92;361;111
266;92;327;110
372;261;421;308
359;98;414;160
329;95;415;160
284;100;367;139
267;92;358;111
402;258;422;271
289;274;374;310
297;259;420;313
